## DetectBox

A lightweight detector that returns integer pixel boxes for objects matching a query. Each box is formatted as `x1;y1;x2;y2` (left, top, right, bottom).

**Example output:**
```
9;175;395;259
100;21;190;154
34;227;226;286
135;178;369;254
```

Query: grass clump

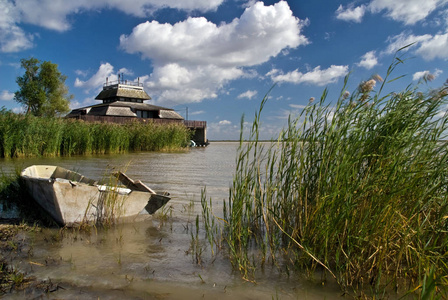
202;55;448;297
0;112;191;158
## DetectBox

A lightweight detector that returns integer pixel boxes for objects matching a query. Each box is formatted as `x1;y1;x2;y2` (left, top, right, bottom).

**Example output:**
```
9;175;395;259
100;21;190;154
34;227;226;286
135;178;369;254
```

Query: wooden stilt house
66;77;208;145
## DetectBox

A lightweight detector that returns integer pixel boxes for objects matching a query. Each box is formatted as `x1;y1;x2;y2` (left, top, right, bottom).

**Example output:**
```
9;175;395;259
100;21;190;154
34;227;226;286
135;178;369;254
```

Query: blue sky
1;0;448;140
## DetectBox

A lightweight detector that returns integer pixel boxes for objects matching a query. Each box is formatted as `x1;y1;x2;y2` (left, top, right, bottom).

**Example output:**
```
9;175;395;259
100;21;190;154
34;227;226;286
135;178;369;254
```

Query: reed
202;54;448;297
0;111;191;158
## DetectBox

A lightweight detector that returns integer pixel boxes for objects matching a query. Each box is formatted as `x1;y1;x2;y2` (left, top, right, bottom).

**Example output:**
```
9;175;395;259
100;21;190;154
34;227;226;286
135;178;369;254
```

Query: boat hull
21;165;169;226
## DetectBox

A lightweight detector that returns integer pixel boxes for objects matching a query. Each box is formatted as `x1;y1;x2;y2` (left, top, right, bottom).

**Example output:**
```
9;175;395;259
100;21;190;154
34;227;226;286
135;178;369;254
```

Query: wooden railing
183;120;207;128
71;115;206;128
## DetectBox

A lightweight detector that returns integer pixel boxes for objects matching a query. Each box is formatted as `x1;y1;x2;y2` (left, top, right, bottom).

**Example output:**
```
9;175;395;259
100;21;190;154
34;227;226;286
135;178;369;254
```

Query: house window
136;110;150;118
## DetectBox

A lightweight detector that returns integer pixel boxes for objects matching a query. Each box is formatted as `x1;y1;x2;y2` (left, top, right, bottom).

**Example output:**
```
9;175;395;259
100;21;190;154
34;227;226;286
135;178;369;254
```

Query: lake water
1;142;343;299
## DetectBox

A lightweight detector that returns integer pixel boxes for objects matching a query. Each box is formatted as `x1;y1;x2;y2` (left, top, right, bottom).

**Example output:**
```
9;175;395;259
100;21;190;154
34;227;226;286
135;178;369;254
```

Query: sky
1;0;448;140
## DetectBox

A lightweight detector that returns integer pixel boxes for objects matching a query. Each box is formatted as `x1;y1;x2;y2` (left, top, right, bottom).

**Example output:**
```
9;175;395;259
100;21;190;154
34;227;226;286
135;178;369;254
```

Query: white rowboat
20;165;170;226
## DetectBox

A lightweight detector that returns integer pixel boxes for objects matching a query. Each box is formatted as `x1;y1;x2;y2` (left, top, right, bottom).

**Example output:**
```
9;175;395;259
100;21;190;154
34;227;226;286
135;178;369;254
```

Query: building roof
67;79;183;120
95;84;151;100
88;106;137;117
67;101;183;120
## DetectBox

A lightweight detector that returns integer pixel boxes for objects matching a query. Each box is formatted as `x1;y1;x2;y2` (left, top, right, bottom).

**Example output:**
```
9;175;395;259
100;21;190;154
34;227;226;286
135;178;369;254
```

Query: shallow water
1;142;343;299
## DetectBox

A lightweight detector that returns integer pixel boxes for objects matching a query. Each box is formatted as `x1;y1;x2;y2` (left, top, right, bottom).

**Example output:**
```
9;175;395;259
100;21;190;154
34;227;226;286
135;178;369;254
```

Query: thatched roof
67;101;183;120
159;110;183;119
95;84;151;100
89;106;137;117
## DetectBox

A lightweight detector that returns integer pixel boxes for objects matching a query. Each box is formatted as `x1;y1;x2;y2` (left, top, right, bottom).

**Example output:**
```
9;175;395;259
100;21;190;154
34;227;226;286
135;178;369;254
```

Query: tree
15;57;72;117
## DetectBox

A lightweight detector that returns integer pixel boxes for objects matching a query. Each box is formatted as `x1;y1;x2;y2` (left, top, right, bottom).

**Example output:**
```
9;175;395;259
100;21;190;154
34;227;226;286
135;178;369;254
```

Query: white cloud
69;96;96;109
384;31;448;60
412;68;443;80
118;68;134;76
415;32;448;60
218;120;231;125
190;110;205;115
413;70;430;81
357;51;378;69
237;90;258;100
267;65;349;86
335;0;448;26
0;90;14;101
0;0;225;52
207;120;242;140
336;4;366;23
144;63;243;104
12;107;25;114
75;69;88;77
119;1;308;105
369;0;448;25
289;104;307;109
15;0;225;31
74;62;116;93
384;32;433;54
0;0;34;52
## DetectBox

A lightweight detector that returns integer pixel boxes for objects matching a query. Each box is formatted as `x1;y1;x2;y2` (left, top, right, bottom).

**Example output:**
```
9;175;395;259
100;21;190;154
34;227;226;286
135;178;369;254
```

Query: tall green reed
0;113;191;158
202;55;448;297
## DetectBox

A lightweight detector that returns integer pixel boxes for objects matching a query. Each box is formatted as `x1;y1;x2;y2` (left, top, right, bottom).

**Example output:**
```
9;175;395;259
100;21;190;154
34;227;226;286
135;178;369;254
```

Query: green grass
201;54;448;298
0;111;191;158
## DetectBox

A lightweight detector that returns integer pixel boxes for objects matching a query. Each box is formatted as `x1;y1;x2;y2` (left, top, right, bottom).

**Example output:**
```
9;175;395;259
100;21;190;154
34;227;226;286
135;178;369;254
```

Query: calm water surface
1;142;342;299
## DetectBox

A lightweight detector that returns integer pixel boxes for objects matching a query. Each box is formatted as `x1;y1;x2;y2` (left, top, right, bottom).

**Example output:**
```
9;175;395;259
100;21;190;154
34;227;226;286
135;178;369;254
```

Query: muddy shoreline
0;223;56;298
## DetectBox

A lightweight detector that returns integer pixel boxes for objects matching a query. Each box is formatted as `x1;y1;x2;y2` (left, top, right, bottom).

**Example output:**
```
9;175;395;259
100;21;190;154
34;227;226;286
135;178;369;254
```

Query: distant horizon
1;0;448;140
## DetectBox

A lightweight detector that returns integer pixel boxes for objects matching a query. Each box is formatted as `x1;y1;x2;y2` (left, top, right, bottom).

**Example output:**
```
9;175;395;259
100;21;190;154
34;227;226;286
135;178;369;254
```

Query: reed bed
0;111;191;157
201;57;448;297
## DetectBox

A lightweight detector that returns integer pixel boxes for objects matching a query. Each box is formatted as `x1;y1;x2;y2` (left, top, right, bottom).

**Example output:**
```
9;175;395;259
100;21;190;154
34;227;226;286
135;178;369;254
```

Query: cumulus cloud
69;96;97;109
335;0;448;25
0;0;34;52
74;64;135;94
0;90;14;101
119;1;308;105
75;69;88;77
0;0;225;52
266;65;349;86
143;63;243;104
237;90;258;100
16;0;225;30
415;32;448;60
384;31;448;60
357;51;378;69
384;32;433;54
368;0;448;25
412;69;443;81
335;4;366;22
218;120;231;125
74;63;116;93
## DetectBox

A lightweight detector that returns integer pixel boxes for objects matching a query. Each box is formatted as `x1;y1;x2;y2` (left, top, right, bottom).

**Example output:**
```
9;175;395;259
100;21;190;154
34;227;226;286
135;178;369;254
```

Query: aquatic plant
201;52;448;297
0;110;191;158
